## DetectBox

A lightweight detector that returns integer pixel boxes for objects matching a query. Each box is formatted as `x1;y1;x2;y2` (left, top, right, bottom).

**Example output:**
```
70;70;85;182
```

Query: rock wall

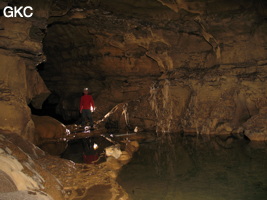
0;133;64;199
0;0;51;141
40;0;267;140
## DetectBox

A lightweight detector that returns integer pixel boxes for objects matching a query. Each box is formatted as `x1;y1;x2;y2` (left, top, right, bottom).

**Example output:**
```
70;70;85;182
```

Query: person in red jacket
80;88;95;128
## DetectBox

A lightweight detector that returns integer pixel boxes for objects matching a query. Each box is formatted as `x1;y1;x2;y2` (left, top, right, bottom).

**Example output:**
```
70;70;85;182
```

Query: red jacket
80;95;94;110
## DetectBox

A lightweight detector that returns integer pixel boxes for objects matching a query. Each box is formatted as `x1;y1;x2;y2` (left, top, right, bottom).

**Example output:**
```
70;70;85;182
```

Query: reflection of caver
80;88;95;128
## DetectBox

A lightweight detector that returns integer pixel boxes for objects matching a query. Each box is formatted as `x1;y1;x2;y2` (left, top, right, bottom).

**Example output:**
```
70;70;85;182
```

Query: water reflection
117;134;267;200
61;137;113;164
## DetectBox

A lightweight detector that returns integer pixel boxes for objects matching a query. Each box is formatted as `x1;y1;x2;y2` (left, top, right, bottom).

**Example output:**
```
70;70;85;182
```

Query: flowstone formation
41;0;267;140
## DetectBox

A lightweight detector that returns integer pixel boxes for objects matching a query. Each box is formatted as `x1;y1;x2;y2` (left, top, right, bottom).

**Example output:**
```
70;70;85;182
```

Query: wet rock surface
0;132;130;200
38;156;129;200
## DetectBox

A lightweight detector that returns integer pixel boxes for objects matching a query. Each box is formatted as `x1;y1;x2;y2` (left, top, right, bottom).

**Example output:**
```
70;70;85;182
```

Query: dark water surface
117;134;267;200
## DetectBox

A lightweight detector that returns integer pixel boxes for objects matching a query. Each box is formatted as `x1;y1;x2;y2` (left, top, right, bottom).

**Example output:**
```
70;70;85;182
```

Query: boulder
31;115;68;154
243;107;267;141
32;115;67;142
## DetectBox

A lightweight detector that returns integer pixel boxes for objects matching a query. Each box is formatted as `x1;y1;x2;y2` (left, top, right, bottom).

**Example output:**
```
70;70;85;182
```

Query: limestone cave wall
0;1;131;199
41;0;267;140
0;0;51;141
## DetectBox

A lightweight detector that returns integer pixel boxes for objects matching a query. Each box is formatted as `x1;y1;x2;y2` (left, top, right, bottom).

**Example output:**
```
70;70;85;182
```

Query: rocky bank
0;132;129;199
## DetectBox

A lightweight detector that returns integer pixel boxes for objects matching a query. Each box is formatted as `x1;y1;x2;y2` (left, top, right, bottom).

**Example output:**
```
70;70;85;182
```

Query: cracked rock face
40;0;267;140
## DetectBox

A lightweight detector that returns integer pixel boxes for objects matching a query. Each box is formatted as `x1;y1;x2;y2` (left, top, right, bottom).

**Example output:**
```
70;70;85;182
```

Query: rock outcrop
0;0;50;141
0;133;64;200
243;107;267;141
0;132;129;200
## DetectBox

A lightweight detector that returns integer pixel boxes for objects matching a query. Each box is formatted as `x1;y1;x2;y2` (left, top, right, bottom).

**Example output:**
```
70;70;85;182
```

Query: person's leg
81;109;87;126
86;110;94;127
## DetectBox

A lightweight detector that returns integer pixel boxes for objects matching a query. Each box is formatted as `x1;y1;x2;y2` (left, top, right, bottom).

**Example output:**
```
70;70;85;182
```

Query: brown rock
38;141;68;156
117;151;132;165
243;107;267;141
2;0;267;143
0;1;50;141
31;115;67;146
0;133;64;200
0;170;18;193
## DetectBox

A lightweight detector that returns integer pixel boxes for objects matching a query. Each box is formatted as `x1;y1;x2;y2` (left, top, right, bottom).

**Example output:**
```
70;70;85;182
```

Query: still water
117;134;267;200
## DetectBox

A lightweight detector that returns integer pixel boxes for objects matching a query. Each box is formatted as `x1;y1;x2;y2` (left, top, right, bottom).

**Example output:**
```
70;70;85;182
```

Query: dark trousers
81;109;93;126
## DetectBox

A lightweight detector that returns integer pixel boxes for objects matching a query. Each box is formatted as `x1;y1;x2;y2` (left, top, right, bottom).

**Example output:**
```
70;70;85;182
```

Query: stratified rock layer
0;0;50;141
41;0;267;140
0;132;129;200
0;133;64;200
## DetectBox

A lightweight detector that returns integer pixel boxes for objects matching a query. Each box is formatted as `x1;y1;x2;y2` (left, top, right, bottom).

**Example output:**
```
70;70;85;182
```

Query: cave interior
32;0;267;138
0;0;267;199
